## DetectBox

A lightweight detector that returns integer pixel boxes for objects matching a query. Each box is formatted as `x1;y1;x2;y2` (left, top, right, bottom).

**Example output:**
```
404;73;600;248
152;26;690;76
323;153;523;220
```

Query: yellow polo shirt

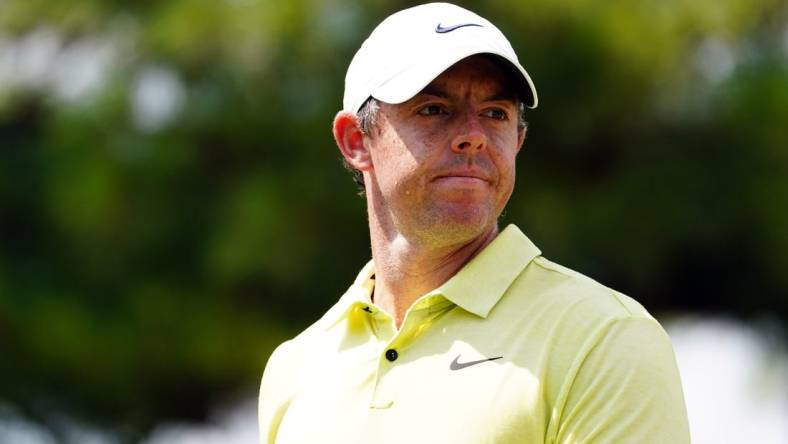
258;225;690;443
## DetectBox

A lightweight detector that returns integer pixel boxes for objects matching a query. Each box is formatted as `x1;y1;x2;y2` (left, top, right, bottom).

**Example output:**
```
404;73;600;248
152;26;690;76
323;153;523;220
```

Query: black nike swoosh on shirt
450;354;503;370
435;23;483;34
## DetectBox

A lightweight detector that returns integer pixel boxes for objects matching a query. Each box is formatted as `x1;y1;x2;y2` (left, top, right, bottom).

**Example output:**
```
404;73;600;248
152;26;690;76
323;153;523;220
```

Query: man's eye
483;108;508;120
418;104;446;116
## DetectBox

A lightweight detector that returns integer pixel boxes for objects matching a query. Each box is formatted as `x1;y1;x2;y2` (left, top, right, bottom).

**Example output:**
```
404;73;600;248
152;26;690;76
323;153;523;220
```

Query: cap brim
370;48;537;109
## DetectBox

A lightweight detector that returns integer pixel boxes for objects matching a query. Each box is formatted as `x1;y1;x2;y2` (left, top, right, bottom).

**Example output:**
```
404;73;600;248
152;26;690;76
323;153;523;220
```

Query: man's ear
333;111;372;171
516;124;527;153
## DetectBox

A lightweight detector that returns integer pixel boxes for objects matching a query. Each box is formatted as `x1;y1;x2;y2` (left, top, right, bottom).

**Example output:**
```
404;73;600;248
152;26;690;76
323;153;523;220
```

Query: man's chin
412;206;497;245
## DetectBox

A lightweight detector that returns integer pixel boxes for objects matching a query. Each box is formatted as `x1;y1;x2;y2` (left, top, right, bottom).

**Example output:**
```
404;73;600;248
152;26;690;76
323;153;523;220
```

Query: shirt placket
360;295;453;410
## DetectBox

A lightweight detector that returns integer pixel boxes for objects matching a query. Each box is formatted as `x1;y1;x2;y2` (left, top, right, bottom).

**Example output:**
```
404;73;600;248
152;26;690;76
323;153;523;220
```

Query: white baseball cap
342;2;538;113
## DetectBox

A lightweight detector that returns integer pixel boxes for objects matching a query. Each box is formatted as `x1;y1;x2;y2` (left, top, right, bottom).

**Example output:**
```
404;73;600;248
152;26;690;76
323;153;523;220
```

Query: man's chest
274;336;547;444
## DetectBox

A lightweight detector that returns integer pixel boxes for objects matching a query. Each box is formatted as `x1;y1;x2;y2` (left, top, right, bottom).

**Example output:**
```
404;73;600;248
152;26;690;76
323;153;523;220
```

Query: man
259;3;690;443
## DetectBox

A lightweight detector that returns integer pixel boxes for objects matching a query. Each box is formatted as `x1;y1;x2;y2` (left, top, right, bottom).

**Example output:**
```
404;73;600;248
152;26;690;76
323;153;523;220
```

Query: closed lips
433;172;492;183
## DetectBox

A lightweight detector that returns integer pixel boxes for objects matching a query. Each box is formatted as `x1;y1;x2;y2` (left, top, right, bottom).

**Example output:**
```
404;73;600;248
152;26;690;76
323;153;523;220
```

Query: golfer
259;3;690;443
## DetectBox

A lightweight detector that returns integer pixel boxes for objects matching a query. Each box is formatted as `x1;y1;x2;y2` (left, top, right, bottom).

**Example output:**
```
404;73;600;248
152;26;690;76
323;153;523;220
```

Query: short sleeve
554;318;690;444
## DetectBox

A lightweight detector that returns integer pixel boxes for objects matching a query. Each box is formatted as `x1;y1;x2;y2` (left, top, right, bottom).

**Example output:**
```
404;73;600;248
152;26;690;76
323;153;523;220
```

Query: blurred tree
0;0;786;440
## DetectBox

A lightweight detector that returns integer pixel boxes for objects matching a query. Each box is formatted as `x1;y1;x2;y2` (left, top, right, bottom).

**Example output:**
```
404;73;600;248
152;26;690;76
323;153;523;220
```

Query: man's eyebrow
415;84;450;99
482;91;518;103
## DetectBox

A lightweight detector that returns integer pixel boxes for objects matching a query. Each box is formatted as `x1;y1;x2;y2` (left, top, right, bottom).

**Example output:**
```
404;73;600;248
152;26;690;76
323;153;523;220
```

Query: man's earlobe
333;111;372;171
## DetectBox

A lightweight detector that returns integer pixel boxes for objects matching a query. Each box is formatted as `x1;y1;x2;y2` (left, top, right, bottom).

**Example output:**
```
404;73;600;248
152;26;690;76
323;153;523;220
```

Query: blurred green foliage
1;0;787;440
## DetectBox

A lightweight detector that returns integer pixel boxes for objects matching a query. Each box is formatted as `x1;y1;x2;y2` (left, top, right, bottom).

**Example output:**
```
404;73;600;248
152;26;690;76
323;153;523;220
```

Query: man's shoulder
265;296;351;367
258;302;348;439
496;253;655;331
529;255;649;317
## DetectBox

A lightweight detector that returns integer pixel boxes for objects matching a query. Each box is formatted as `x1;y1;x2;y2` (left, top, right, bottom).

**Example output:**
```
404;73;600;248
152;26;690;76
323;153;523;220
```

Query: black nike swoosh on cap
435;23;483;34
450;354;503;370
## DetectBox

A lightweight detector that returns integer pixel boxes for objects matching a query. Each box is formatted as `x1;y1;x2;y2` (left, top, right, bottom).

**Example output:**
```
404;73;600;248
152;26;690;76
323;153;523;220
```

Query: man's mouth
432;169;492;184
433;176;489;185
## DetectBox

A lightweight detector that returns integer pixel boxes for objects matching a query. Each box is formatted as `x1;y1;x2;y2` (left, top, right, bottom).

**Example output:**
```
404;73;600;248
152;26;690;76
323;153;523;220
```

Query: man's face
364;55;525;244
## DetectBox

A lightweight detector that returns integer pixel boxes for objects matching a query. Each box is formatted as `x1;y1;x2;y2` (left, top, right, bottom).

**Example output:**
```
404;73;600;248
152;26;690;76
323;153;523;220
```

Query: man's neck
369;221;499;329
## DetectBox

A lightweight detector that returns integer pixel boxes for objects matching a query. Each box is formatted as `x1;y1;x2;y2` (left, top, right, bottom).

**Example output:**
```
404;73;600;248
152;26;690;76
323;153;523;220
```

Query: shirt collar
323;224;541;326
322;260;376;327
437;224;541;317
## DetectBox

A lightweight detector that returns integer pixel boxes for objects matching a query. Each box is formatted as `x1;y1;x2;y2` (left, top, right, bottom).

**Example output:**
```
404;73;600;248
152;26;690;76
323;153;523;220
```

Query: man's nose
450;113;487;154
